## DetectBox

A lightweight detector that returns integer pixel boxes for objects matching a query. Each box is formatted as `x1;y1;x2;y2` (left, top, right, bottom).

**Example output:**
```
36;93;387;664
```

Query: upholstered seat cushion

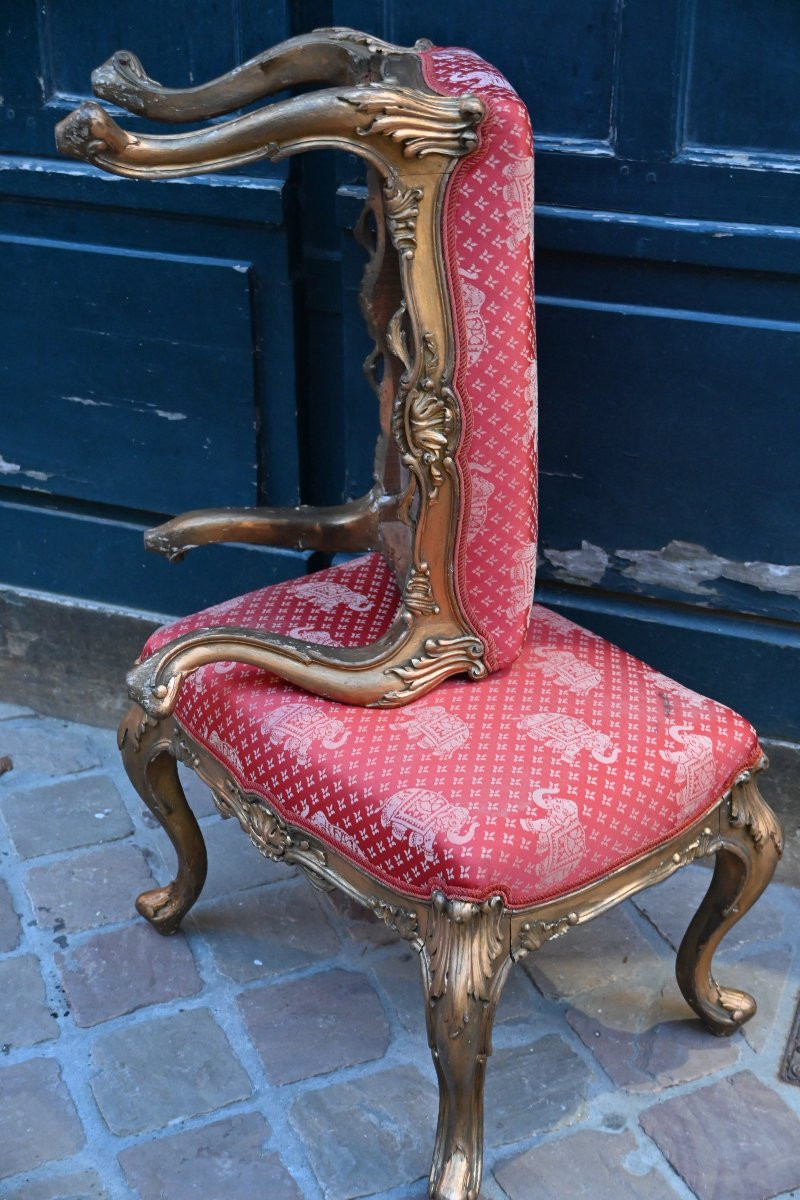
144;554;761;908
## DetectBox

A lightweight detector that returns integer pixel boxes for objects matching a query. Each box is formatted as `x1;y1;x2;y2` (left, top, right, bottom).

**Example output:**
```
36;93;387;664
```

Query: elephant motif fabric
144;553;761;907
145;556;762;902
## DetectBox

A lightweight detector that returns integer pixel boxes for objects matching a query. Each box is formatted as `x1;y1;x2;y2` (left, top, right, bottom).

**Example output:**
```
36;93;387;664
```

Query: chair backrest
420;46;537;672
56;28;538;700
354;40;538;673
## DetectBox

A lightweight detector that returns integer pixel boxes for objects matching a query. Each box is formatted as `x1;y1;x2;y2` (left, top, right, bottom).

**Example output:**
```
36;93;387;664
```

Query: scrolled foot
54;101;134;161
135;884;192;936
92;51;152;113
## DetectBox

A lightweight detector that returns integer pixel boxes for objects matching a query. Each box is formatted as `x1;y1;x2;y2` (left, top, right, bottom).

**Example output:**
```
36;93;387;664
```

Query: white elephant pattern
466;463;495;543
660;725;716;813
531;647;602;694
460;273;488;364
518;713;620;764
381;788;477;863
260;702;349;767
392;705;470;759
288;625;338;646
208;730;245;774
520;787;586;886
501;156;534;250
506;543;537;619
291;578;372;613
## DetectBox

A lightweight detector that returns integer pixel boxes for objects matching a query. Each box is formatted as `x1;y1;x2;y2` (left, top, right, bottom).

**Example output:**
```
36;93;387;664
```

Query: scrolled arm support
90;31;387;122
145;489;393;562
127;620;413;718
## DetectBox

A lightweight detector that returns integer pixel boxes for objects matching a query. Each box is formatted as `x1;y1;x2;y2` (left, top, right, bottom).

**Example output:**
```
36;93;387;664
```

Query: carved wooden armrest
55;78;481;180
127;618;484;718
91;29;421;122
146;489;391;562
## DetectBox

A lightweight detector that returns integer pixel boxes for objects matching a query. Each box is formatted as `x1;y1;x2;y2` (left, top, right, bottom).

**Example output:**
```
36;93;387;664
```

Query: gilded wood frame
57;28;490;717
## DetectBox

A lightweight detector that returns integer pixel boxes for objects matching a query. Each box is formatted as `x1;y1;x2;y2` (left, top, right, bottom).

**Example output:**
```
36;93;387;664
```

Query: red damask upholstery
145;554;761;908
423;47;538;673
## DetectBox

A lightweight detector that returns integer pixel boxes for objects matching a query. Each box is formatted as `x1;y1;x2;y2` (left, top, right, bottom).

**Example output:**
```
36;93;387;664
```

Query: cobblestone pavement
0;701;798;1200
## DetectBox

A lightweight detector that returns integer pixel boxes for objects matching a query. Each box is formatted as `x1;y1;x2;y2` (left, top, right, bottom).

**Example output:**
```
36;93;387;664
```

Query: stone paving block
486;1035;591;1146
290;1064;438;1200
191;877;339;983
526;905;666;1002
633;863;784;952
156;816;294;900
0;717;102;777
119;1112;301;1200
25;843;155;934
239;968;390;1085
0;954;59;1048
57;922;202;1027
0;1058;84;1179
1;775;132;858
731;945;793;1052
324;888;402;947
90;1007;252;1136
177;762;218;818
372;949;540;1038
494;1128;679;1199
640;1070;800;1200
567;978;738;1091
11;1170;108;1199
0;875;21;950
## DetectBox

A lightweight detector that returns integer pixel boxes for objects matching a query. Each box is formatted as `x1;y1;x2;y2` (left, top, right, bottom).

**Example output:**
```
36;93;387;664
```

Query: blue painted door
1;3;799;733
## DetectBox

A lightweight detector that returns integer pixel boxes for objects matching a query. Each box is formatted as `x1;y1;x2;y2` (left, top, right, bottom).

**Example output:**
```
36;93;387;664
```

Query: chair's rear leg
419;893;511;1200
119;706;207;936
676;774;782;1036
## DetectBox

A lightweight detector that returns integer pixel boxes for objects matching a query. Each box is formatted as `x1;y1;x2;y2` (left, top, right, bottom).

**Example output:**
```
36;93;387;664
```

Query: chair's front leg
118;706;208;935
676;770;782;1035
420;892;512;1200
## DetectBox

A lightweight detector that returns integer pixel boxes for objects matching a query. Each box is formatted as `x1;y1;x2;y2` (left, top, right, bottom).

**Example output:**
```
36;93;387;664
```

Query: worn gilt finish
57;27;488;717
66;29;783;1200
119;696;780;1200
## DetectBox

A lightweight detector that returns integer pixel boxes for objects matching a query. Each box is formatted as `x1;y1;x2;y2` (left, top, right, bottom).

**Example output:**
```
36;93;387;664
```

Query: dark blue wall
1;2;799;735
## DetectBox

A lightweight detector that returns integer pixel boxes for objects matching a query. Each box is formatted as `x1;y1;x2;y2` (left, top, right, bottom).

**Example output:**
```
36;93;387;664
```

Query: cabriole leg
419;892;511;1200
676;773;782;1036
118;705;207;935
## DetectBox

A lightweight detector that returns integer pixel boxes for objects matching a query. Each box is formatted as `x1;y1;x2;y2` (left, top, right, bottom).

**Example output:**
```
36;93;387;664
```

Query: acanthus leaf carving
403;333;458;499
424;892;506;1035
207;775;330;883
383;178;422;259
368;897;422;947
728;773;783;854
378;635;487;705
343;86;483;159
512;911;578;960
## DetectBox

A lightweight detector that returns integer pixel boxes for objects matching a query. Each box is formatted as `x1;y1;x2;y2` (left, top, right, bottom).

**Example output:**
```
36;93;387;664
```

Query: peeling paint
64;395;112;408
153;409;187;422
544;538;800;600
0;455;21;475
23;469;51;482
544;541;609;586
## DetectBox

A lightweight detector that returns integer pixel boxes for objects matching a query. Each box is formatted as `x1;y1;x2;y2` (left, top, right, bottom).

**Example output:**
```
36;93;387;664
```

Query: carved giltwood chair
57;29;782;1200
